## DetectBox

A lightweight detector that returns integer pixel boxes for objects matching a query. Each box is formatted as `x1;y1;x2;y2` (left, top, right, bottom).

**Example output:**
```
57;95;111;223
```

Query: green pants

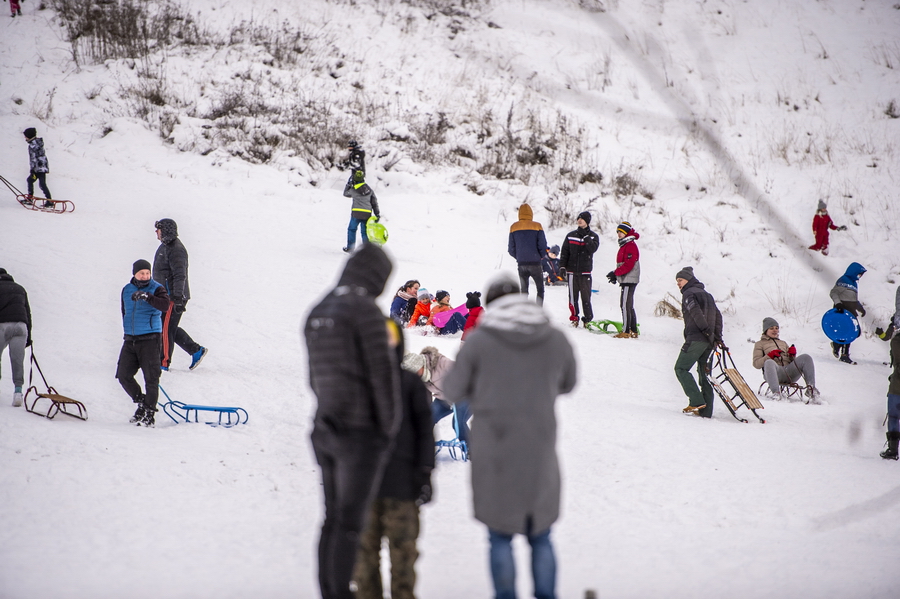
674;341;714;417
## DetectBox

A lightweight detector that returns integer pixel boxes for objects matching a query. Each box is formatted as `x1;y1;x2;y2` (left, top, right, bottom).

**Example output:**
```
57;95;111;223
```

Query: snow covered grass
2;0;899;597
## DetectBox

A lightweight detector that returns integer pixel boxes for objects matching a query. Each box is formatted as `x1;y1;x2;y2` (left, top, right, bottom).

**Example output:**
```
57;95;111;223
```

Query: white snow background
2;0;899;597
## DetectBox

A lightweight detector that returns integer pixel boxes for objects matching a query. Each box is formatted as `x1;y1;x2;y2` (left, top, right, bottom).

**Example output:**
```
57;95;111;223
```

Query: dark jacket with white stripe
559;226;600;274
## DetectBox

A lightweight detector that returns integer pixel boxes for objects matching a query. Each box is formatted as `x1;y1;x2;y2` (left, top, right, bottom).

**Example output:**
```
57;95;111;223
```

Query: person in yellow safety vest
343;170;381;253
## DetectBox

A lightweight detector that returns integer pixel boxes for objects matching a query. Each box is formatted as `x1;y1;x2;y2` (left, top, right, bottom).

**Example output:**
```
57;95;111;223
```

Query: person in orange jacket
407;288;433;328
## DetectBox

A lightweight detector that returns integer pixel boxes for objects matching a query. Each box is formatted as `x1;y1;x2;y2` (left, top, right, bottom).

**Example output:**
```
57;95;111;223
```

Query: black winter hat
435;290;450;302
577;211;592;224
675;266;695;281
485;273;520;305
465;291;482;309
133;259;152;275
155;218;178;243
23;127;37;139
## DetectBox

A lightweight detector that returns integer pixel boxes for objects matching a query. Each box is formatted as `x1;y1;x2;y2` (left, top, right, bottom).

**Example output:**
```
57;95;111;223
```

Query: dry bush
655;293;683;319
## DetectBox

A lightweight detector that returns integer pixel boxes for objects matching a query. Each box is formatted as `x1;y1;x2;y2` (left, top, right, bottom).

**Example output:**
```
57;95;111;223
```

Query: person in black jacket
674;266;723;418
354;318;435;599
153;218;207;371
0;268;32;407
508;203;548;305
559;211;600;327
304;243;402;599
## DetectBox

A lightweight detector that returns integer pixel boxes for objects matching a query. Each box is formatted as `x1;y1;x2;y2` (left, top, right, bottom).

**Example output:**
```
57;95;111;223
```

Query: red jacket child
808;200;845;255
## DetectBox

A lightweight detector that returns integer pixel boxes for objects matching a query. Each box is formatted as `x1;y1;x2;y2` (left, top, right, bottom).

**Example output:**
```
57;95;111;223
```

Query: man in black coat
674;266;724;418
304;243;402;599
153;218;207;371
0;268;32;407
559;211;600;326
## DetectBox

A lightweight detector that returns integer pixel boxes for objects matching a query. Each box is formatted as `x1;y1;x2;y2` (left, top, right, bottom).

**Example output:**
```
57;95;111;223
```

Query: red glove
767;349;782;359
788;345;797;356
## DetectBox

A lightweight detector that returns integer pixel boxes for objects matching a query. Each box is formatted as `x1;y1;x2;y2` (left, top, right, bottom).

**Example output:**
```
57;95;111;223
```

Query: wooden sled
16;194;76;214
22;349;88;421
159;385;248;427
706;345;766;423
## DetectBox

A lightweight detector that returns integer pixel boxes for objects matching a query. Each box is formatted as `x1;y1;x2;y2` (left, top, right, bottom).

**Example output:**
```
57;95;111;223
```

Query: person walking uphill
304;243;402;599
606;221;641;338
116;260;171;427
443;273;577;599
153;219;207;371
23;127;54;208
829;262;866;365
342;170;381;253
0;268;32;408
674;266;723;418
508;203;548;305
559;211;600;327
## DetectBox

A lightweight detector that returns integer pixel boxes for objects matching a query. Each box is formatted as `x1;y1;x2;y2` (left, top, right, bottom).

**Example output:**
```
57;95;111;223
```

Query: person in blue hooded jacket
829;262;866;364
117;259;171;427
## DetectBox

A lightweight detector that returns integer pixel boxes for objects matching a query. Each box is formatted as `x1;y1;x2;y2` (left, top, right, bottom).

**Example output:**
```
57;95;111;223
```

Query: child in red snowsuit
9;0;22;17
808;200;845;256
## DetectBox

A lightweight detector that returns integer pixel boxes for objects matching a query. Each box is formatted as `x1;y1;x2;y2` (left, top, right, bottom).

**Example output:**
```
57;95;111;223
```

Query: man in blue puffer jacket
117;259;171;427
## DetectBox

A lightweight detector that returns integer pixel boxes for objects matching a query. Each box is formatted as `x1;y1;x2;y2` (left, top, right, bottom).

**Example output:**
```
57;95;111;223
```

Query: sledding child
9;0;22;17
116;259;171;427
461;291;483;342
808;200;846;256
829;262;866;364
390;280;420;327
407;288;433;328
752;317;819;402
606;221;641;338
542;245;565;286
342;169;380;252
23;127;53;208
426;290;467;335
354;319;434;599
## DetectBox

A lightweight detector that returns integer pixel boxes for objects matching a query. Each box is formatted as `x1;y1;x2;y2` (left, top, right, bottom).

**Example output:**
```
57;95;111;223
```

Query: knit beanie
617;221;633;236
762;317;779;332
417;288;432;301
435;290;450;302
675;266;695;281
133;259;152;275
485;272;521;305
549;245;560;255
465;291;482;309
817;199;827;211
23;127;37;139
401;352;426;373
577;211;592;225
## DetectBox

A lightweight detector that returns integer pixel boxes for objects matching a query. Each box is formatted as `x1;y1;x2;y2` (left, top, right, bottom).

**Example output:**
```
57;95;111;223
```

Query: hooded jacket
0;269;32;344
27;138;49;174
443;294;577;535
613;231;641;284
304;244;401;439
508;204;548;265
152;219;191;302
680;277;723;344
829;262;866;315
343;180;380;220
559;225;600;275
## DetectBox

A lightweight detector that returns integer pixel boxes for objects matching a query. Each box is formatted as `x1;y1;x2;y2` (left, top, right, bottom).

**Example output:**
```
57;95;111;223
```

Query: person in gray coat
0;268;32;407
342;170;381;252
443;272;577;599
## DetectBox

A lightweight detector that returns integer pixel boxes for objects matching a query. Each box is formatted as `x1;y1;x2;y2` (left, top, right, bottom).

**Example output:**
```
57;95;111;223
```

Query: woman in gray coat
443;273;577;599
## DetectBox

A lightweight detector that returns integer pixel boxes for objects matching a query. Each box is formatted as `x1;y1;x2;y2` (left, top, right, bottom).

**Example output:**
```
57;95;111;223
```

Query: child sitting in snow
426;290;467;335
461;291;483;342
542;245;565;286
407;288;433;328
808;200;846;256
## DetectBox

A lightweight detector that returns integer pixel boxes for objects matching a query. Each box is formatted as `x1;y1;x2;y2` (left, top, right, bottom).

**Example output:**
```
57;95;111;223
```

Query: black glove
606;271;617;284
414;469;433;506
373;215;380;222
26;338;32;348
131;290;150;302
834;303;844;313
718;341;729;352
837;225;847;231
174;301;186;314
559;267;567;278
859;306;866;317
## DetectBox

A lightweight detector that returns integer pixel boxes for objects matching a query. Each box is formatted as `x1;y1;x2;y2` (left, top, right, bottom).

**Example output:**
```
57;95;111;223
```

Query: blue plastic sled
159;385;248;427
821;309;860;344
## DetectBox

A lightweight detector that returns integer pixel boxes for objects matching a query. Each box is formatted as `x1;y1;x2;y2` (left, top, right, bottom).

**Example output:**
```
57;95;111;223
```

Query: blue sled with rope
159;385;248;427
435;404;468;462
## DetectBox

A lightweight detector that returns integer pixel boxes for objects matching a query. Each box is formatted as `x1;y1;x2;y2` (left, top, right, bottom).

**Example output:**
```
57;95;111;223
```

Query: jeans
488;526;556;599
517;264;545;305
346;217;369;249
674;341;714;417
431;398;470;443
888;394;900;433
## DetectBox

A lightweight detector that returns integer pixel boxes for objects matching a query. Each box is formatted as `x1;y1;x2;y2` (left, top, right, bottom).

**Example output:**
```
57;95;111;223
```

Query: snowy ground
1;1;899;598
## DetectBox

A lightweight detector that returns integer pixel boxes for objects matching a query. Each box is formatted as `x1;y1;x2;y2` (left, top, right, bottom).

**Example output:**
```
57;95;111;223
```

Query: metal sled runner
435;404;468;462
159;385;248;427
706;345;766;423
23;348;88;421
0;174;75;213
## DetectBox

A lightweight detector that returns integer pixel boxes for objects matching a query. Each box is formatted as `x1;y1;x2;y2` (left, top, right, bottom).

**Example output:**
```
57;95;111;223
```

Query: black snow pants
116;334;162;410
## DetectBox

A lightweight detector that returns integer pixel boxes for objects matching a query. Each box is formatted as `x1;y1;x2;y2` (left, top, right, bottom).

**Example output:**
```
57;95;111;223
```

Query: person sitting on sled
542;245;565;286
461;291;484;342
752;317;819;402
23;127;54;208
403;346;473;450
425;290;467;335
342;169;380;253
407;288;433;328
808;200;846;256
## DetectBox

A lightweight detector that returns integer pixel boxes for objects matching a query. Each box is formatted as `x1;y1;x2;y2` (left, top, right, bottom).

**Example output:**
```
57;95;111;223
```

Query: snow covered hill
1;1;899;598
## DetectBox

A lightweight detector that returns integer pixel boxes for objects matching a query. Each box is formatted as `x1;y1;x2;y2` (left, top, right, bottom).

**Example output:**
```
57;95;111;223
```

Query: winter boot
831;342;840;359
129;393;146;423
138;406;157;427
189;346;208;370
613;331;631;338
881;432;900;460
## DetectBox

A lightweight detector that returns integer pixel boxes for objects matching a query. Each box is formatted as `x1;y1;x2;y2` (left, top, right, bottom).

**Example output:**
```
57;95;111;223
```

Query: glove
717;341;729;352
859;306;866;317
174;301;186;314
834;303;844;313
31;172;37;181
131;290;150;302
374;215;380;222
837;225;847;231
767;349;783;359
26;338;32;348
788;345;797;356
414;469;433;506
559;267;567;278
606;271;617;285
